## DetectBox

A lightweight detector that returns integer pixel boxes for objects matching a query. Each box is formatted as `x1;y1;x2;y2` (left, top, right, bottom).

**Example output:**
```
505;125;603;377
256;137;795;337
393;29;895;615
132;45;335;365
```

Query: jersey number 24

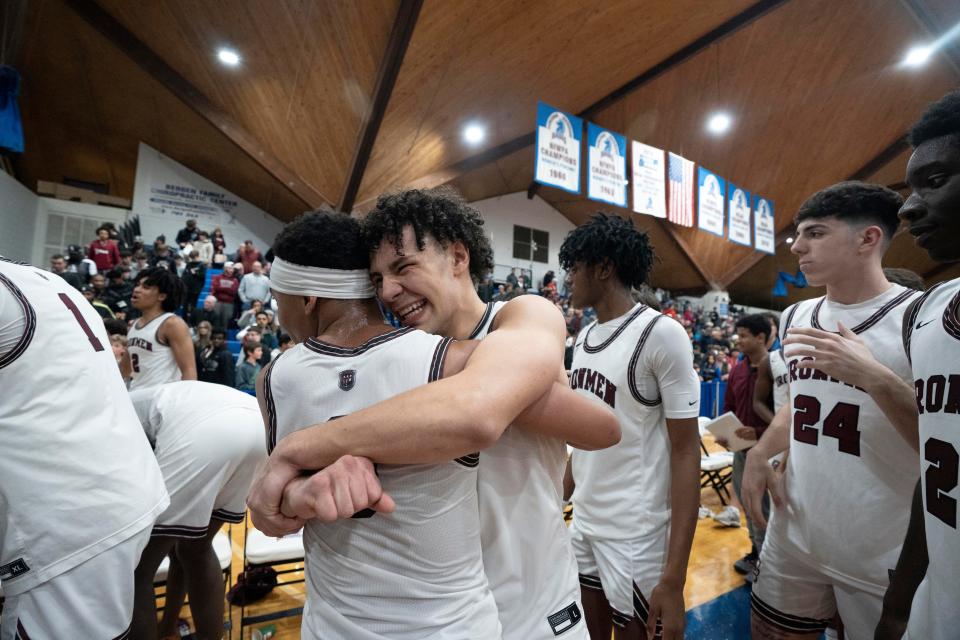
792;394;860;456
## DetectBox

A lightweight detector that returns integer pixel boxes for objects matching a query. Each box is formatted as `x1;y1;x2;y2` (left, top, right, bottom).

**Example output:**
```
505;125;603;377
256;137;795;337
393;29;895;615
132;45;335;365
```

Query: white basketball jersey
569;303;700;541
0;259;168;596
128;311;181;390
472;301;588;640
903;278;960;640
771;284;920;593
769;348;790;413
265;327;499;640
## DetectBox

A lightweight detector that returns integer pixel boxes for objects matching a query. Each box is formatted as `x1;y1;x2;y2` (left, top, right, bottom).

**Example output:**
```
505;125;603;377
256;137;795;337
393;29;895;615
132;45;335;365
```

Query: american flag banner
667;152;695;227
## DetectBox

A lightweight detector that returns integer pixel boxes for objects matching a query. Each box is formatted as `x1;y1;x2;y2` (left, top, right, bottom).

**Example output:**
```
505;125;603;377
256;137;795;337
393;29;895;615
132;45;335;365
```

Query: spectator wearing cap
176;218;199;248
149;236;177;272
88;225;120;272
210;262;240;329
102;268;133;315
237;261;271;311
82;285;114;319
236;240;262;274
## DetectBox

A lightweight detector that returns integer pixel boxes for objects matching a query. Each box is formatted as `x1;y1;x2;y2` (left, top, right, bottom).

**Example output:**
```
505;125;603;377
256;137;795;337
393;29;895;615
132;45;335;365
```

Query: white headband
269;256;375;299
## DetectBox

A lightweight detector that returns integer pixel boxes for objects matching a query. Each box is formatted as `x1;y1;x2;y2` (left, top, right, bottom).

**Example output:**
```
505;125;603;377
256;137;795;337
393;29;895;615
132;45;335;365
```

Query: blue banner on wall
534;102;582;194
697;167;725;237
727;184;752;246
753;195;776;254
587;122;627;207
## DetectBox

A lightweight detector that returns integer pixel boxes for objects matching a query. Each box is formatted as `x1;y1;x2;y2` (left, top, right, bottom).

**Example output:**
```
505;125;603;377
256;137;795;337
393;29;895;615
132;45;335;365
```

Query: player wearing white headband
250;189;622;640
250;211;618;639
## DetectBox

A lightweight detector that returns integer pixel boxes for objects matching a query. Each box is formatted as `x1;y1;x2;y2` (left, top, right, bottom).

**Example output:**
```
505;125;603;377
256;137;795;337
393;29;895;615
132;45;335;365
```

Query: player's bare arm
742;402;792;529
648;416;700;640
272;294;596;470
752;354;777;426
783;322;918;451
159;315;198;380
875;481;928;640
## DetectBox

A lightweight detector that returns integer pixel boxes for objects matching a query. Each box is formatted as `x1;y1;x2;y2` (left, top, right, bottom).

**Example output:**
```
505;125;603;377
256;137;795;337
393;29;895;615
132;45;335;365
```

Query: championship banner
586;123;627;207
753;195;776;254
534;102;582;194
697;166;725;237
727;184;752;246
631;141;666;218
667;152;695;227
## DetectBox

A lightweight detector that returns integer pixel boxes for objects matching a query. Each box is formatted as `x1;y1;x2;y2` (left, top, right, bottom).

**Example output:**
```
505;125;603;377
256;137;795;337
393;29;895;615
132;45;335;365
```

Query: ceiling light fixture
706;112;732;135
785;237;794;244
903;45;933;68
217;48;241;67
463;123;485;145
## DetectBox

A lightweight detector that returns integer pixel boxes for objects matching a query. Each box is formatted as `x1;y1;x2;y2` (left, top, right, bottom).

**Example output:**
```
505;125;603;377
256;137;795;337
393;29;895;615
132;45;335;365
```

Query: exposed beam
718;134;910;289
338;0;423;213
0;0;29;67
63;0;328;209
528;0;790;198
361;0;790;209
655;221;721;289
899;0;960;76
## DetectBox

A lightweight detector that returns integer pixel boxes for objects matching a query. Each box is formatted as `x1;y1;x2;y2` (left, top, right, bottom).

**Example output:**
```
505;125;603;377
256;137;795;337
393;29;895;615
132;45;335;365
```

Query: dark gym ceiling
6;0;960;308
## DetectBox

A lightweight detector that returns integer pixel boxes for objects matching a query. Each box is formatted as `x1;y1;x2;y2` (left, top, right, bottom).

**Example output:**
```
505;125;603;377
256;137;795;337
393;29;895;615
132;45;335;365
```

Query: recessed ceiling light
785;237;794;244
902;45;933;68
217;48;241;67
706;112;732;135
463;123;485;145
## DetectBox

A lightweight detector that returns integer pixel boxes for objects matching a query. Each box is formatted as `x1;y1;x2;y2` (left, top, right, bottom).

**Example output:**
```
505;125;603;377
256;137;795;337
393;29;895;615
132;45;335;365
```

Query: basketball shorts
0;524;151;640
569;520;668;629
152;406;265;538
751;534;884;639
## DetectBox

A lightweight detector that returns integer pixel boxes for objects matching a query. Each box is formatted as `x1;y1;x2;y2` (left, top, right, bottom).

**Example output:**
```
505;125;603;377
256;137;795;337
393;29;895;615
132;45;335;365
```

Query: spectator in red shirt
235;240;262;274
719;313;774;581
210;262;241;329
88;225;120;272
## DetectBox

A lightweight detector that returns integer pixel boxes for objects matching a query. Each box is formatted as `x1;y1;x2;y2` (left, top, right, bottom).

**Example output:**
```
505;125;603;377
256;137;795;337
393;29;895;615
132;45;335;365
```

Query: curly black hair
795;181;903;241
909;90;960;148
735;313;771;342
272;210;367;270
136;267;185;312
558;213;656;289
362;187;494;284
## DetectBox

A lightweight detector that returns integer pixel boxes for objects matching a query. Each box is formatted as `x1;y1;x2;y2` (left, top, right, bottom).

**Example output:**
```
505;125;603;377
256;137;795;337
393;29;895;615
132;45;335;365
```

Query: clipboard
705;411;755;452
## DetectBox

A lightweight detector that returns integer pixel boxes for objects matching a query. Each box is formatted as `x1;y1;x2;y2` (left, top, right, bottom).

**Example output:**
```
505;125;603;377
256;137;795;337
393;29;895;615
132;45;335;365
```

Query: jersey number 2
925;437;959;529
792;394;861;456
59;294;104;352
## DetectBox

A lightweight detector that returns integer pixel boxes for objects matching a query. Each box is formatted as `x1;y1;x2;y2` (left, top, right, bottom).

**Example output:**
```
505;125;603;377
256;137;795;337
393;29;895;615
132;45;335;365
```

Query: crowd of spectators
49;219;291;392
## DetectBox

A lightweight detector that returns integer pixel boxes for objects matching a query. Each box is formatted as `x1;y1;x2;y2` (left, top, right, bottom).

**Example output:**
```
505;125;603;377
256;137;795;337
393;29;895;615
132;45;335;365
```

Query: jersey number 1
59;294;104;352
792;394;861;456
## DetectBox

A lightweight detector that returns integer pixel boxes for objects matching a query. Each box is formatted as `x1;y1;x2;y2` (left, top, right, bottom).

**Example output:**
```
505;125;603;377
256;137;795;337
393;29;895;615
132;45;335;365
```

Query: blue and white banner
727;184;752;246
631;141;666;218
697;167;725;237
534;102;582;194
753;195;776;254
587;123;627;206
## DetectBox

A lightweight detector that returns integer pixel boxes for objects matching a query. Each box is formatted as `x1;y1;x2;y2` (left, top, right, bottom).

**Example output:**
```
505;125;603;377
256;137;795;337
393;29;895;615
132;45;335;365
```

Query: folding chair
237;521;306;636
699;417;734;505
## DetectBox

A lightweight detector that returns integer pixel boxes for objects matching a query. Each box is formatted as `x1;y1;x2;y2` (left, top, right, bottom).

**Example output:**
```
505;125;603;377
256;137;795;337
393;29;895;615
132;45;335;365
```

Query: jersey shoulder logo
339;369;356;391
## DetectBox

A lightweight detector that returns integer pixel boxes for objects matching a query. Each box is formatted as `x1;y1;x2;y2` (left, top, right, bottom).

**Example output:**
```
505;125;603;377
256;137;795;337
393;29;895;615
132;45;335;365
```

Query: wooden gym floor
168;434;752;638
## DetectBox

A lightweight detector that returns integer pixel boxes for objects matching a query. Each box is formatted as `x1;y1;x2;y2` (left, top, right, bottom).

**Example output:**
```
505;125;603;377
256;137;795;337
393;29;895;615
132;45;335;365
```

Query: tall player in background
126;267;196;388
740;182;921;639
0;258;168;640
560;214;701;640
249;189;620;640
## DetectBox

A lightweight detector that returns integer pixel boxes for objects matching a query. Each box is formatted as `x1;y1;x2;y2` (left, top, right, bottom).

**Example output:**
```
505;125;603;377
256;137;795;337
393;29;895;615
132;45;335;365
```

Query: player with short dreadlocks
561;213;700;640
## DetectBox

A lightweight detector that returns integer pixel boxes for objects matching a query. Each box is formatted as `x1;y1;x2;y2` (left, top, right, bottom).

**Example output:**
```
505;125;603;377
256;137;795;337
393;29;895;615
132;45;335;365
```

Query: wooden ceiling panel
96;0;400;203
587;0;958;292
355;0;756;202
867;147;912;189
537;187;706;292
17;0;307;221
